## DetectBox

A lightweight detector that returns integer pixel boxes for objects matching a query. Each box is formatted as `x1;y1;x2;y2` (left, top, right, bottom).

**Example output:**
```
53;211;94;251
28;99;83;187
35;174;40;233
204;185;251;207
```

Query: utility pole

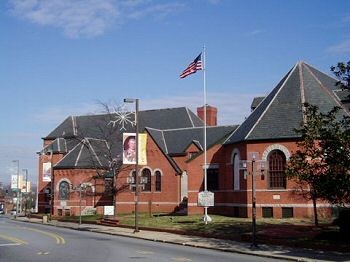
22;169;28;215
12;160;19;218
124;98;140;233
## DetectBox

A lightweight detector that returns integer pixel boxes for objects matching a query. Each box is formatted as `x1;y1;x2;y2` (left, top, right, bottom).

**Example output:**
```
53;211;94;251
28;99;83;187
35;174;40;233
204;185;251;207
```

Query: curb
12;218;322;262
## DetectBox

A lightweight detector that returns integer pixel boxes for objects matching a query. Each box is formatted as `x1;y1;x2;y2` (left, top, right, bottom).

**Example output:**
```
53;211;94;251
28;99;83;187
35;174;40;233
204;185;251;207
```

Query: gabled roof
148;125;238;155
55;138;111;169
46;107;204;172
45;107;203;140
225;61;350;144
41;138;79;155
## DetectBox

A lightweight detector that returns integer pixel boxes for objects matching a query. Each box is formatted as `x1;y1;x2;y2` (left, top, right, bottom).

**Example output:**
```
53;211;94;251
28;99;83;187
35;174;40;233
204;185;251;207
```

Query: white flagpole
203;46;207;193
203;46;211;224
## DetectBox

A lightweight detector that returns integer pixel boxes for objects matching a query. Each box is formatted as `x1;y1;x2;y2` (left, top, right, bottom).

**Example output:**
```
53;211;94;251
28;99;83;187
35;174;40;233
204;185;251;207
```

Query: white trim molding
262;144;290;161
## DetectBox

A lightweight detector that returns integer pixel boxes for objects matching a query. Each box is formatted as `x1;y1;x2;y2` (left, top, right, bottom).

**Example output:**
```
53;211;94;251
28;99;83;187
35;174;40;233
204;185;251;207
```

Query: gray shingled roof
225;61;350;144
41;138;79;155
250;96;265;111
47;107;204;170
46;107;203;139
148;125;238;155
55;138;111;169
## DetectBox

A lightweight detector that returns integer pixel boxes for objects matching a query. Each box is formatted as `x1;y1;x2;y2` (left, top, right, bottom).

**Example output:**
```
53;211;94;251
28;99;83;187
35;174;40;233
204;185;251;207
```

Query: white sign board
198;191;214;207
104;206;114;216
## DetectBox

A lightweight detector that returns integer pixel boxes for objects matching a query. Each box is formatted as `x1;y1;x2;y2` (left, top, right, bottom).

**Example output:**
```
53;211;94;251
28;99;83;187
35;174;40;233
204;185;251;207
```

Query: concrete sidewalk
14;216;350;262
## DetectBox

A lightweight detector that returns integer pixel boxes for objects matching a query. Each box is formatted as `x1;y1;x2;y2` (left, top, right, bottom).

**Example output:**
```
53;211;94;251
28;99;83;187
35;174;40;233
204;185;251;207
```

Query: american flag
180;53;203;78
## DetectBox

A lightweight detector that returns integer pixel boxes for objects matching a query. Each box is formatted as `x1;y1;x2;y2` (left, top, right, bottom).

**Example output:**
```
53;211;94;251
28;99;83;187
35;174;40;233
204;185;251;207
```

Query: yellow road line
21;227;65;245
0;234;28;245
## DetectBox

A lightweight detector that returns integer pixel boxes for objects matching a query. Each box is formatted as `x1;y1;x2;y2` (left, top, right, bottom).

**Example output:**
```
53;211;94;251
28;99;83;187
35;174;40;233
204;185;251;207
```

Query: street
0;216;277;262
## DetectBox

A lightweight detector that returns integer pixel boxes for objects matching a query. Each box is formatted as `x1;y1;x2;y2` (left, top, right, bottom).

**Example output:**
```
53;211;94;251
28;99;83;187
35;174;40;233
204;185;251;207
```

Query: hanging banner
43;162;52;182
122;133;147;165
11;175;18;189
138;133;147;166
123;133;136;164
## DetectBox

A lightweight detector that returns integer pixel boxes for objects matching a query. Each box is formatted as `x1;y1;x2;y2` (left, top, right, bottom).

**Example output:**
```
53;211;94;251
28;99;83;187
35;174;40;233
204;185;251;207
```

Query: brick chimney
197;105;217;126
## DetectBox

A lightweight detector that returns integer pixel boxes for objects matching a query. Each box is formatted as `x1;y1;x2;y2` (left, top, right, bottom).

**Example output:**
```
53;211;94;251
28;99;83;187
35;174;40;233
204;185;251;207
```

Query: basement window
282;207;294;218
262;207;273;218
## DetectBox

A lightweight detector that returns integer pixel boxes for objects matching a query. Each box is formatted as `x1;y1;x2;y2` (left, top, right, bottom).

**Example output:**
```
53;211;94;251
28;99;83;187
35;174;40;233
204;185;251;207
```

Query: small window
282;207;293;218
233;207;240;217
207;168;219;191
155;171;162;192
142;168;151;192
262;207;273;218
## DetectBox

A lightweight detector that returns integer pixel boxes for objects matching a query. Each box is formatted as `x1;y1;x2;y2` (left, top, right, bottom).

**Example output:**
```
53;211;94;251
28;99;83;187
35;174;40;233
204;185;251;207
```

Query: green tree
318;110;350;205
287;103;350;226
331;61;350;91
286;103;326;226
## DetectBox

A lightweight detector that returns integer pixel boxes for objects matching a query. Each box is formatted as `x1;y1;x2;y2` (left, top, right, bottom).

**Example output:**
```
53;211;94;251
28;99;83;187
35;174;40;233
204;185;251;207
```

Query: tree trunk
312;196;319;226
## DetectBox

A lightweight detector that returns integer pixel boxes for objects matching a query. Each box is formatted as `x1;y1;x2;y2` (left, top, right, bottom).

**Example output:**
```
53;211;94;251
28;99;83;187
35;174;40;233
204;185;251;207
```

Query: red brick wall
47;132;182;216
213;140;333;219
115;133;181;214
37;147;64;214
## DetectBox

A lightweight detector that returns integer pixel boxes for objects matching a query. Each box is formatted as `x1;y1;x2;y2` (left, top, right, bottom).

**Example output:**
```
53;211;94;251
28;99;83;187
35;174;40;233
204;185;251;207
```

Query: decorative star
109;104;135;131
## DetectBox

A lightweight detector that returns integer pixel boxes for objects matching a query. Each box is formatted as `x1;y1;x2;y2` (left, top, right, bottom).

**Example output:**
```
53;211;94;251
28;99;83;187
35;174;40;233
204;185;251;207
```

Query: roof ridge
85;139;103;167
75;143;84;167
304;64;350;116
55;141;81;167
186;107;195;127
161;130;168;154
69;106;189;118
245;62;299;140
299;63;307;124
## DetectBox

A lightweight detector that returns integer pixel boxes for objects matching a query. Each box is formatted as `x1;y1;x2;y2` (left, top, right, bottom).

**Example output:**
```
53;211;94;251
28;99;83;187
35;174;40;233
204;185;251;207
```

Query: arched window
142;168;151;192
155;171;162;192
232;151;240;190
268;150;287;189
59;181;70;200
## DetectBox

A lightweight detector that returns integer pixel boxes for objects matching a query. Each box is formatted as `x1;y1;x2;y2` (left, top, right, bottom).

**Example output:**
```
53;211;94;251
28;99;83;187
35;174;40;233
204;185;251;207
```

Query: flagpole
203;46;211;224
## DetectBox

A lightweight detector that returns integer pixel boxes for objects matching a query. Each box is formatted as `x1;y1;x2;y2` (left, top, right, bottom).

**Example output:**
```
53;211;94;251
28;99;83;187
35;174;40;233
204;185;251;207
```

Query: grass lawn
52;212;349;252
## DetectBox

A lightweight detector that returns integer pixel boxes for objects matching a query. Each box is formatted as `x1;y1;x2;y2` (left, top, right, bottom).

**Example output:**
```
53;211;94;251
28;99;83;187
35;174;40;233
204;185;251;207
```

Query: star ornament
109;105;135;131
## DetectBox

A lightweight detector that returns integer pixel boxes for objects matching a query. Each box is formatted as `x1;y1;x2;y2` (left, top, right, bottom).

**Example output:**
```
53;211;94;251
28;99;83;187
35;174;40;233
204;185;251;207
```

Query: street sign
198;191;214;207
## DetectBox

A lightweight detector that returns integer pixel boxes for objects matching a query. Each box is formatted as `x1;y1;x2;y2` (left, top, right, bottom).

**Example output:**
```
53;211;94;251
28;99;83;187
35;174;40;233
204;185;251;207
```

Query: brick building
37;61;349;219
37;107;237;216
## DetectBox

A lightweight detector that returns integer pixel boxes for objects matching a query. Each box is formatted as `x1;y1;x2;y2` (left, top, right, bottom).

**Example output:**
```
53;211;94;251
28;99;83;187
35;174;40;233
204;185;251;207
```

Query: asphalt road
0;216;278;262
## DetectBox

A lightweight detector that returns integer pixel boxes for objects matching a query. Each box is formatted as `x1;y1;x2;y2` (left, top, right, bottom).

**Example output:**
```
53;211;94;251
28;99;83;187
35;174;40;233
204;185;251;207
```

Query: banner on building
21;181;31;193
138;134;147;166
11;175;18;189
43;162;52;182
122;133;147;165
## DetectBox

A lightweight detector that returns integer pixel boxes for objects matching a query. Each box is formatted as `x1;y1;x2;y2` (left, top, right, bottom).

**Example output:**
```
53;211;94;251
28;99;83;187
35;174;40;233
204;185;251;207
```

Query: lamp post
47;149;54;219
22;169;28;215
12;160;19;218
124;98;139;233
240;152;266;249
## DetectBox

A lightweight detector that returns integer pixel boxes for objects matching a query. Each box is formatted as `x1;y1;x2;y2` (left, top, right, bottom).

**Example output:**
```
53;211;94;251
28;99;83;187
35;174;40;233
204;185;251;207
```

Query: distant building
37;61;349;219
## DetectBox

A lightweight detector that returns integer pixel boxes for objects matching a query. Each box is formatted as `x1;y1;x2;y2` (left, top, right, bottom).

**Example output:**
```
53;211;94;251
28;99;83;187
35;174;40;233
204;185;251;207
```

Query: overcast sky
1;0;350;184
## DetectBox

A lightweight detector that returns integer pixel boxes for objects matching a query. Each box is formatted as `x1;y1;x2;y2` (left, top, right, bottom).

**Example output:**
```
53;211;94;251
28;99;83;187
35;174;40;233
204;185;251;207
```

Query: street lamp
12;160;19;218
47;149;54;219
22;169;28;215
124;98;140;233
240;152;266;249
